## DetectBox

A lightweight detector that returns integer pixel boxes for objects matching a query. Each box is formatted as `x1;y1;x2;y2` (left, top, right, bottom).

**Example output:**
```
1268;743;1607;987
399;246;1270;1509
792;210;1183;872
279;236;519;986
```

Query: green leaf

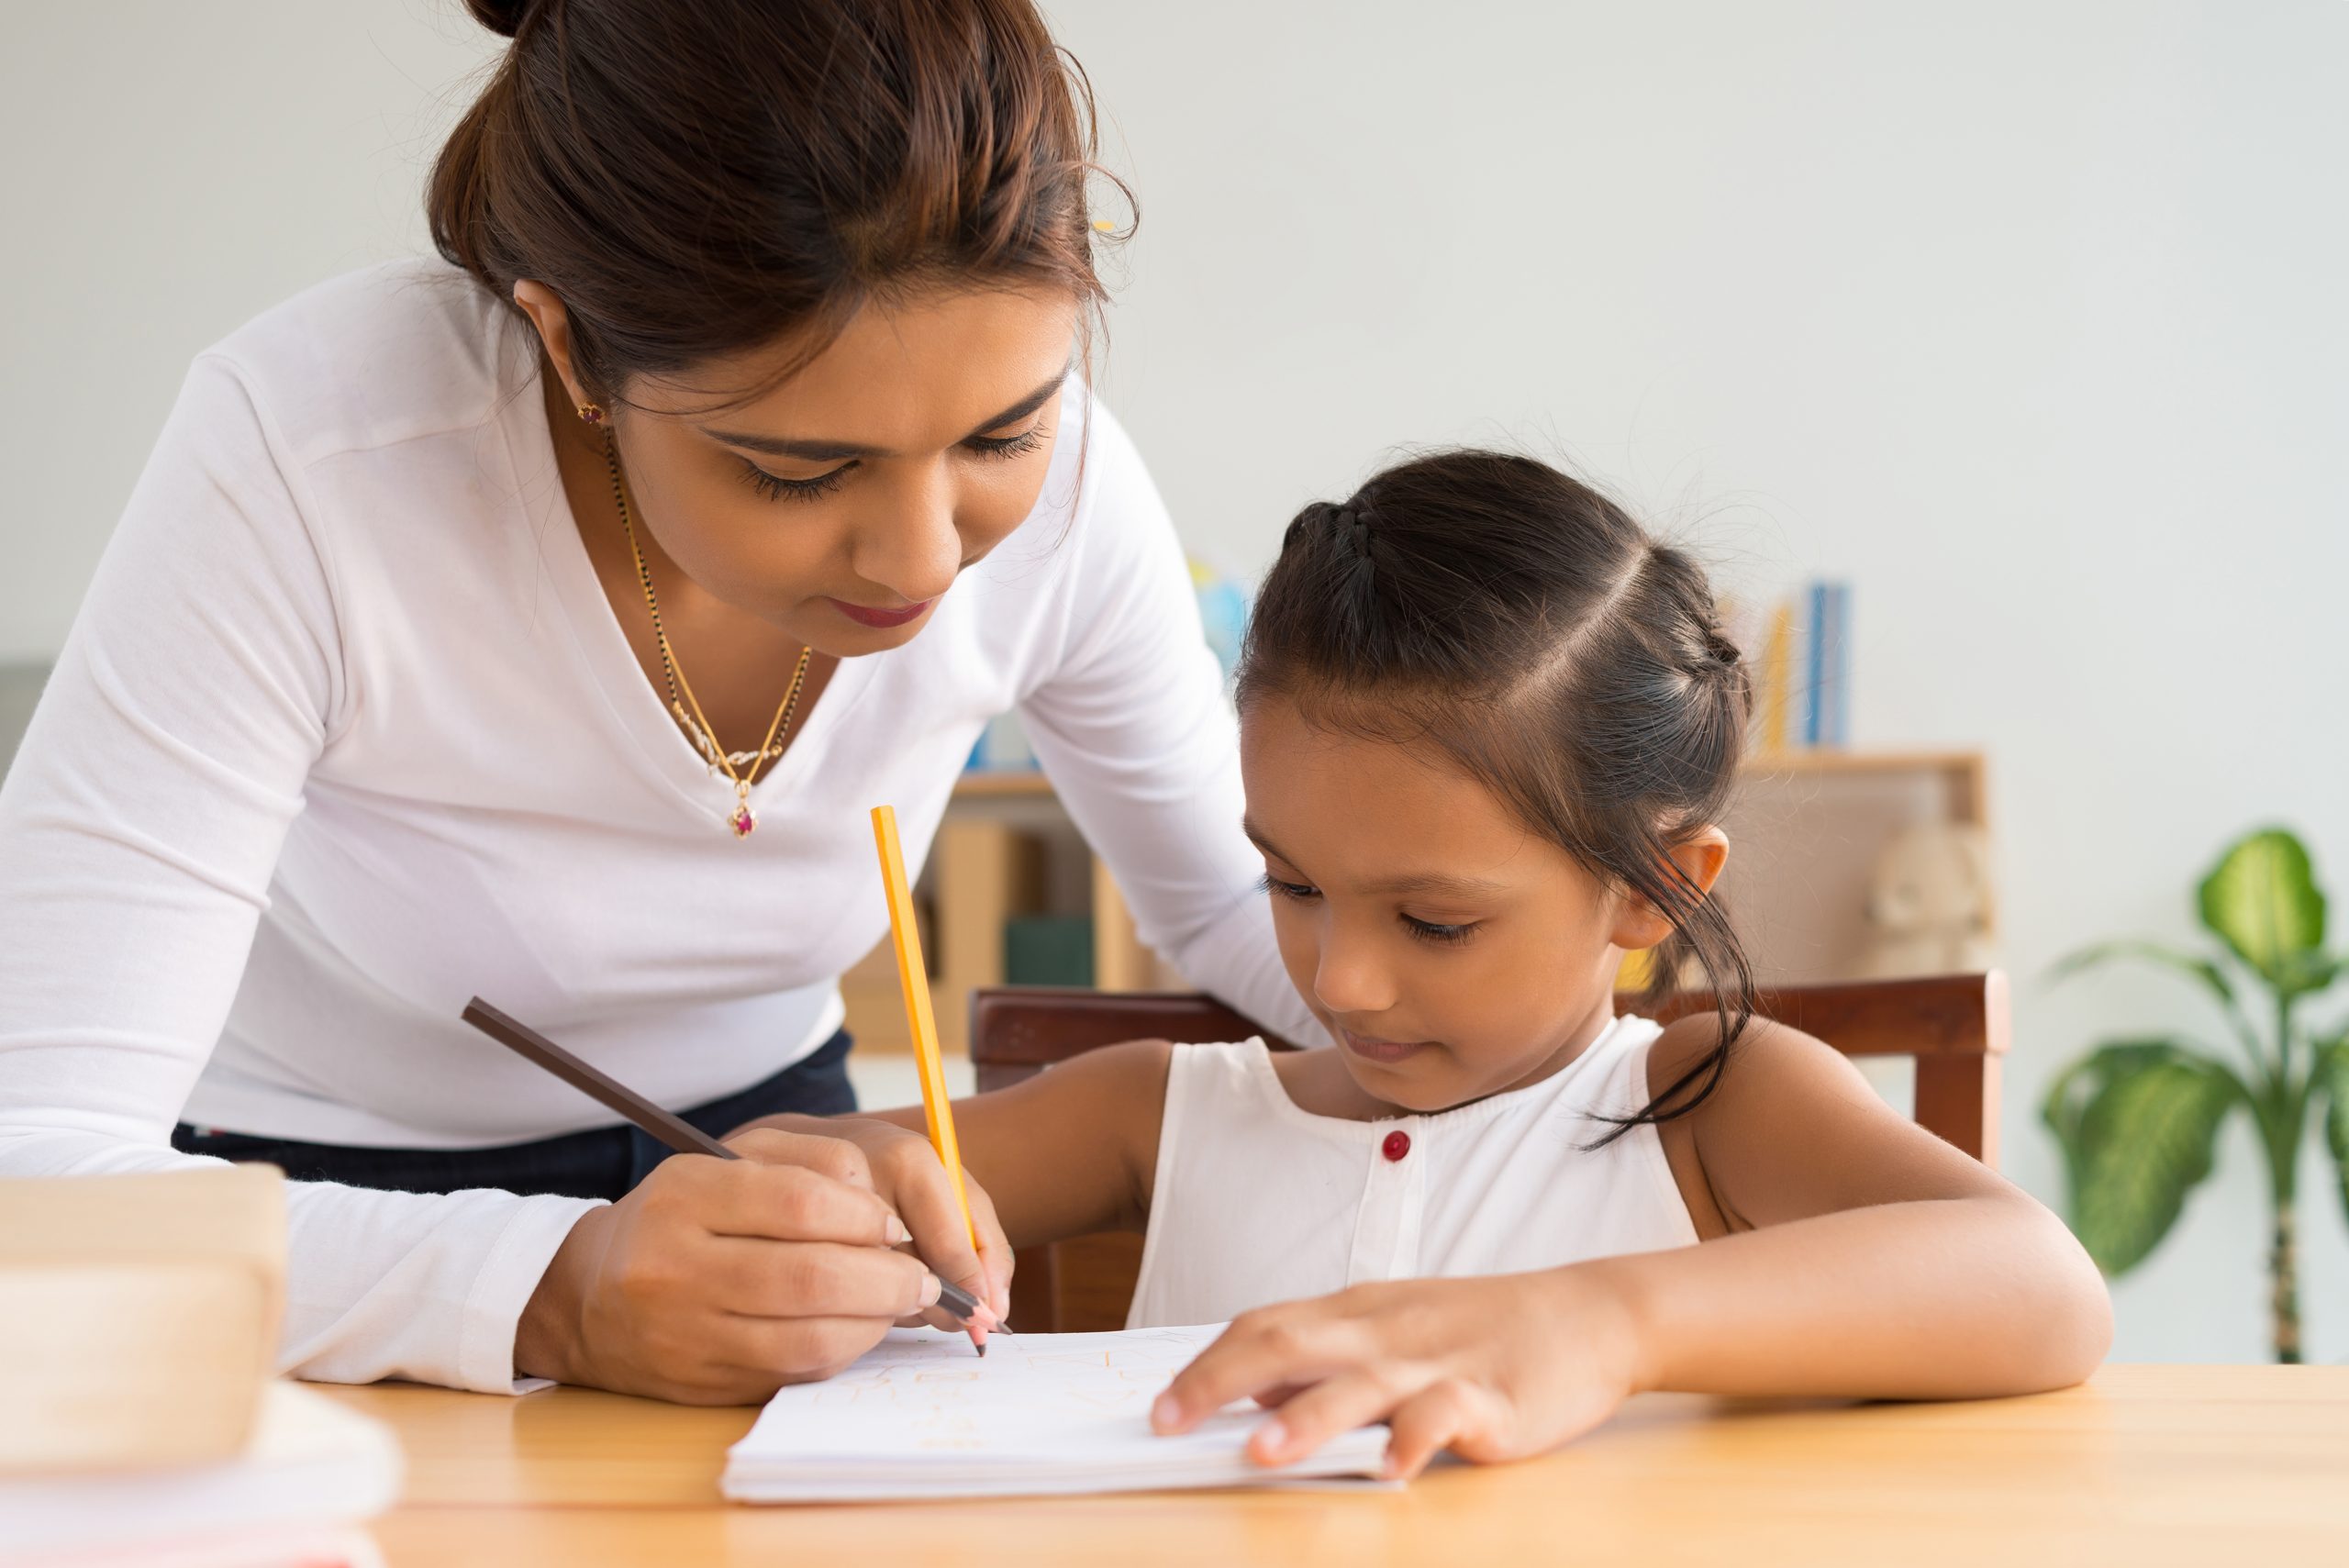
2198;828;2329;996
2322;1036;2349;1232
2049;940;2237;1007
2041;1040;2247;1275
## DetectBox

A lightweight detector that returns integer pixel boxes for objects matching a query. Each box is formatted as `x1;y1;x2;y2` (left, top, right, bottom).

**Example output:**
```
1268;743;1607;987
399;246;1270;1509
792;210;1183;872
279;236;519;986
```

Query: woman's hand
742;1114;1015;1329
516;1128;984;1404
1149;1266;1647;1479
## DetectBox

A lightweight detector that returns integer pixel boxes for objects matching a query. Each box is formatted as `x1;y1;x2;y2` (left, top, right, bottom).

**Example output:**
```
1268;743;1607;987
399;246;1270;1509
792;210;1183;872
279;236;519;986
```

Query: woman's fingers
678;1158;905;1247
717;1312;903;1386
724;1127;876;1190
1152;1307;1371;1434
704;1235;939;1319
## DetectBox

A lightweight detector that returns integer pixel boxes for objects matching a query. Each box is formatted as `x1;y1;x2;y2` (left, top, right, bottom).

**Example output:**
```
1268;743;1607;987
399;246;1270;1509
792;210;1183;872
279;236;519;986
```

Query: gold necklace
604;433;813;839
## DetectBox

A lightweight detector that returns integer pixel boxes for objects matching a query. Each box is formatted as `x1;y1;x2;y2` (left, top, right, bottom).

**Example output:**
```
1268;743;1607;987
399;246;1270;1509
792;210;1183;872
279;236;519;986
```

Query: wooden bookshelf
1724;750;1992;984
843;773;1164;1055
843;752;1993;1054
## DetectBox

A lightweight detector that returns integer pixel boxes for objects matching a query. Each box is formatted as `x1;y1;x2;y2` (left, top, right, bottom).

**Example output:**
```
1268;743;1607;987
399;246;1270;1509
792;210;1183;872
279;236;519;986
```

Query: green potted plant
2044;828;2346;1362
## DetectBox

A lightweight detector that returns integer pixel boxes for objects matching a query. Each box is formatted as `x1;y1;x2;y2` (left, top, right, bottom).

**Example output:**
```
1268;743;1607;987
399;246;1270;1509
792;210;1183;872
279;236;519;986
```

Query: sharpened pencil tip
976;1341;987;1357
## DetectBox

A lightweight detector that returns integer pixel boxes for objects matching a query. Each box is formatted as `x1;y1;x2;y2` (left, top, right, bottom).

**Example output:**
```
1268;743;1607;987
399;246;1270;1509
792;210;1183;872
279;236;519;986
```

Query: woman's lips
829;597;931;629
1338;1028;1435;1064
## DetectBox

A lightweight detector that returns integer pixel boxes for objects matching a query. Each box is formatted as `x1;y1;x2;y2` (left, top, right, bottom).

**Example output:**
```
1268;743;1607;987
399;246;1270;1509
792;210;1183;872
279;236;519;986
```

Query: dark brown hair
1236;450;1757;1135
429;0;1122;404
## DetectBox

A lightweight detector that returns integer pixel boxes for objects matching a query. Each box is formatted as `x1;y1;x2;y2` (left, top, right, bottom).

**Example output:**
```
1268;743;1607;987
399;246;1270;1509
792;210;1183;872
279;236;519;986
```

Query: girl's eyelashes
1402;914;1480;947
1260;869;1482;946
1258;871;1319;902
734;424;1047;505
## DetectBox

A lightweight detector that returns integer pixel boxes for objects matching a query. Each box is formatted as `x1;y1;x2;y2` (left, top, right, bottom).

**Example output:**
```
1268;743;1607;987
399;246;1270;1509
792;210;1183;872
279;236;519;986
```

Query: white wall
1;4;500;660
5;1;2345;1362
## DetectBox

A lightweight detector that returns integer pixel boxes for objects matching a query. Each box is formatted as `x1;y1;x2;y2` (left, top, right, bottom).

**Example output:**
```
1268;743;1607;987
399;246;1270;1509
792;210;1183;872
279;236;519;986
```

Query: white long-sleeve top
0;260;1316;1393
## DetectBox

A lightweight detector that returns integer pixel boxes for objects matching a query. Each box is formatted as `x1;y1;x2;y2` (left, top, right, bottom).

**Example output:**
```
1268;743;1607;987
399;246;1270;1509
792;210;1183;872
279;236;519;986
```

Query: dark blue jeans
171;1028;857;1201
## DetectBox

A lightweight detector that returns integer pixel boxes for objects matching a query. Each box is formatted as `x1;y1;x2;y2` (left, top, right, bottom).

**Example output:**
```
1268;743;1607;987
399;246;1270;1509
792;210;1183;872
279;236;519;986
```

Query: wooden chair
970;972;2010;1333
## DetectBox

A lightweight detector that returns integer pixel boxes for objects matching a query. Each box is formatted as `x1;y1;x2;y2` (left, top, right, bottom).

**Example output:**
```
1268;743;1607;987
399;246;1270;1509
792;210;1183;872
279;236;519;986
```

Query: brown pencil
459;997;985;1328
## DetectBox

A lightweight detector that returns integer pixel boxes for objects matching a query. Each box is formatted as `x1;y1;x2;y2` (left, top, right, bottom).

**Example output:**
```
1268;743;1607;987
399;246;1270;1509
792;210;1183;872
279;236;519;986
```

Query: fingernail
1151;1393;1180;1430
919;1272;941;1307
1252;1418;1288;1462
885;1214;909;1245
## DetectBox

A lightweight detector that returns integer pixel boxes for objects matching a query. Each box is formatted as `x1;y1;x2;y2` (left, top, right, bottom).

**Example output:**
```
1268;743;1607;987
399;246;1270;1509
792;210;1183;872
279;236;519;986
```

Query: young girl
755;449;2110;1476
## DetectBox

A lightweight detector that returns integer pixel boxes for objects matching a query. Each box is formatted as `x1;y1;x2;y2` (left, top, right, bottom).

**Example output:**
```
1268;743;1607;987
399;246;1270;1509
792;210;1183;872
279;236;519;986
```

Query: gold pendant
729;784;757;839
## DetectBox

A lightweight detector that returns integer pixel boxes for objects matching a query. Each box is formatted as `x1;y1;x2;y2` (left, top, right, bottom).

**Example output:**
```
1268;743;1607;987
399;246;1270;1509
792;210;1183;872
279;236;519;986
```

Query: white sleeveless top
1127;1016;1700;1329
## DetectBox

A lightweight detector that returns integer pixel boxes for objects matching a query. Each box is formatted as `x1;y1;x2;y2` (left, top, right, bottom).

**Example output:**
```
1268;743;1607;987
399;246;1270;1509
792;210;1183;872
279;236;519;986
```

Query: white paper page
723;1326;1390;1499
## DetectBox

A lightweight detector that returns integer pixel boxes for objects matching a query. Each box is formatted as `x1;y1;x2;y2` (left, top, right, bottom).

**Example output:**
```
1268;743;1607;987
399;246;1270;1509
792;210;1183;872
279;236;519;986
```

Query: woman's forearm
1587;1193;2111;1399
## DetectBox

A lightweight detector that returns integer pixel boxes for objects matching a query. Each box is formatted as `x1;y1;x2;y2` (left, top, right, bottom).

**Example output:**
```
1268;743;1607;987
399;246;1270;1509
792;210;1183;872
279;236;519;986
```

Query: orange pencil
871;805;992;1354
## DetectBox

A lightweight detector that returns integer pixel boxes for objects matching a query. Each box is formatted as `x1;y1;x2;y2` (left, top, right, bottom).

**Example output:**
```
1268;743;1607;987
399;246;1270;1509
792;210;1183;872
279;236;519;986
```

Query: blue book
1804;581;1827;747
1809;581;1853;748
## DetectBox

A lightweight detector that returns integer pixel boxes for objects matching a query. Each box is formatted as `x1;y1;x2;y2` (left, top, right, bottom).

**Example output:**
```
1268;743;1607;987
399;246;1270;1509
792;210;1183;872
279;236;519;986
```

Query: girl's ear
1609;827;1731;951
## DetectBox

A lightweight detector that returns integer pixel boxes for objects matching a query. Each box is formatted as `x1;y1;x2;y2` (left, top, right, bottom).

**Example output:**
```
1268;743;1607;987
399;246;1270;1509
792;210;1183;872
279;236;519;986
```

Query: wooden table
323;1366;2349;1566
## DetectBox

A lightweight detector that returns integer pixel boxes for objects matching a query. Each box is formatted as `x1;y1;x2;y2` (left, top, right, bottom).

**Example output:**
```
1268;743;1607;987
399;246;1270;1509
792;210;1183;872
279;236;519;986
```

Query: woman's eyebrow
701;368;1070;462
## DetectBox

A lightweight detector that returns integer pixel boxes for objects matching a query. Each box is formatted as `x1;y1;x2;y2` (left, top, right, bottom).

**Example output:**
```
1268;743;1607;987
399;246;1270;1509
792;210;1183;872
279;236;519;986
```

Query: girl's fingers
1381;1378;1483;1479
1152;1308;1371;1433
1252;1382;1309;1409
1242;1366;1422;1469
886;1154;993;1307
964;1178;1017;1319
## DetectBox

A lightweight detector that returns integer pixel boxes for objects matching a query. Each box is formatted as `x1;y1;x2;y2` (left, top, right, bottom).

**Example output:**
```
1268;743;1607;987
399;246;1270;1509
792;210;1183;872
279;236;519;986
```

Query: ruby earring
577;402;607;426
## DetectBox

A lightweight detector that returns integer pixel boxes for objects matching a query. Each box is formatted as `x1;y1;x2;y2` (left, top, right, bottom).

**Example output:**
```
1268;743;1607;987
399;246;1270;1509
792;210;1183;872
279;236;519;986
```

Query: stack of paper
723;1326;1390;1501
1;1166;286;1473
0;1383;401;1567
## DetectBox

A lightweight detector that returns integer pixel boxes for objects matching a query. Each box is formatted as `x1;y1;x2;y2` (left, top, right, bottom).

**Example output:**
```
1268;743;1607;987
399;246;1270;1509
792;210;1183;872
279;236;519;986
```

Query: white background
3;2;2343;1362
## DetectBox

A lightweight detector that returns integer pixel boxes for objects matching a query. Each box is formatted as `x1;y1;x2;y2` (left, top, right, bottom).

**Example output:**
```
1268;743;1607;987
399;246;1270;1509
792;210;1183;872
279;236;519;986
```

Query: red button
1381;1129;1411;1162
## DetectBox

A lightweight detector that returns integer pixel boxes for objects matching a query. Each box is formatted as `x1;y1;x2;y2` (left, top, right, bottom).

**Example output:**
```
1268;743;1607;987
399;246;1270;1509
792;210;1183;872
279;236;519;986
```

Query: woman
0;0;1313;1404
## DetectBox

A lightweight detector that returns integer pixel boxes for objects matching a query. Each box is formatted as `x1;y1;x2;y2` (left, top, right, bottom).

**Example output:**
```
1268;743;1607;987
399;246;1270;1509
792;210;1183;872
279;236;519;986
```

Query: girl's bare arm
1157;1019;2110;1477
742;1037;1174;1251
1616;1017;2110;1396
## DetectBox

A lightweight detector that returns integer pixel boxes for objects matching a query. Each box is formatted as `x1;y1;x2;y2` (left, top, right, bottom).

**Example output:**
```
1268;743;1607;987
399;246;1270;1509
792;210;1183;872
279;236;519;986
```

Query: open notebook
722;1326;1391;1502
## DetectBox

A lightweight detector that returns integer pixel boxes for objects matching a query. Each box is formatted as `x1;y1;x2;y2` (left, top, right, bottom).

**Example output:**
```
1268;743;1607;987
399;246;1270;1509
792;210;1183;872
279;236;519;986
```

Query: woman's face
534;283;1080;658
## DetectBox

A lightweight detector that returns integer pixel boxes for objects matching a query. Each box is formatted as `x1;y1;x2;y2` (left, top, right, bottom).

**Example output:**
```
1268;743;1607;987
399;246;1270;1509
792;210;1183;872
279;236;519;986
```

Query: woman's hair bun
462;0;536;39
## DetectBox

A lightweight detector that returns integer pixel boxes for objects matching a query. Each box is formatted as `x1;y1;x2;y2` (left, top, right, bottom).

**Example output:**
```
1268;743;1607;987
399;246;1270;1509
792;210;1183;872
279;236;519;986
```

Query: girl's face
525;281;1080;659
1240;694;1720;1114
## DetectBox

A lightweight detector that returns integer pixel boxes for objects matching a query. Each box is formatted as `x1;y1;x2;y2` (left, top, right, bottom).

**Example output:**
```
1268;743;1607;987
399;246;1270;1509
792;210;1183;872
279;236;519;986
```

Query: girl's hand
1150;1266;1646;1479
739;1116;1016;1328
